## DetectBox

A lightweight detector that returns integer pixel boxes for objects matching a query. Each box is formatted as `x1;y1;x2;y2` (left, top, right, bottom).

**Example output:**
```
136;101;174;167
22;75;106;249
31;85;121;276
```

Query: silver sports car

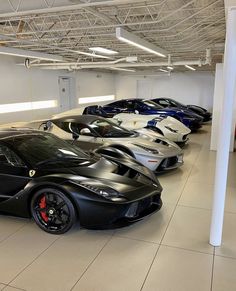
40;115;184;172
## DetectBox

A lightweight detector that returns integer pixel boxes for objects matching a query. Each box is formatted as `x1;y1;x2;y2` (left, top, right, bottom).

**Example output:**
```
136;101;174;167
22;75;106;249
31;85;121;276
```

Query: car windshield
7;133;89;167
142;100;164;109
169;99;185;107
89;119;133;137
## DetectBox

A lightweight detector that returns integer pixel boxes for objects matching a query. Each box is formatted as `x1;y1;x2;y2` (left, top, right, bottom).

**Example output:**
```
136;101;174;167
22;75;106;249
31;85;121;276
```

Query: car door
0;143;30;202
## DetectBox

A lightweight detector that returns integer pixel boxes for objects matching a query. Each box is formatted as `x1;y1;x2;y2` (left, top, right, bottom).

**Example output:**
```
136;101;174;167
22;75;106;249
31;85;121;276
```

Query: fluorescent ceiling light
77;51;111;59
185;65;196;71
116;27;166;58
78;95;115;104
167;66;174;70
159;68;168;73
0;47;63;62
0;100;57;114
110;67;136;72
89;47;118;55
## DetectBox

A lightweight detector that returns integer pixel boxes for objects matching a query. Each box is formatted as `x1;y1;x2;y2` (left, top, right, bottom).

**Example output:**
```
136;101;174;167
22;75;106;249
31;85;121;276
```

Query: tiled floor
0;124;236;291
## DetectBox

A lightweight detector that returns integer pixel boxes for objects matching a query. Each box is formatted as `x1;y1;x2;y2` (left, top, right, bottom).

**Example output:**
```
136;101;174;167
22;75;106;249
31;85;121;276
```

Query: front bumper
187;120;202;131
156;153;184;172
202;113;212;122
76;187;162;229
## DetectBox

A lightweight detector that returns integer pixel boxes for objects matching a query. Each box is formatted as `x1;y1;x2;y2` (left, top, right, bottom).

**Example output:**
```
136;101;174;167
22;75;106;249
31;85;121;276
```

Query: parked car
0;128;162;234
31;115;184;172
112;113;191;145
83;98;203;131
152;98;212;122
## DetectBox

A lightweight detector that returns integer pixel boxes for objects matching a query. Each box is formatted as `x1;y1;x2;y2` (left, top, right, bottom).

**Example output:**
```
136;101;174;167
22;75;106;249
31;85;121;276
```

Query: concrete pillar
210;7;236;246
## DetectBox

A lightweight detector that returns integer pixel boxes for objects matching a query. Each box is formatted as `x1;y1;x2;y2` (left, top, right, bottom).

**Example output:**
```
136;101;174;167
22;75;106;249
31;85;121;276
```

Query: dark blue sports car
152;98;212;122
83;99;203;131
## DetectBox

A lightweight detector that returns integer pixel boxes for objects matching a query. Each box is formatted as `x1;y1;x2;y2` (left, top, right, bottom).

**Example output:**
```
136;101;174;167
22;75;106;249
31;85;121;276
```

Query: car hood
35;152;159;186
187;105;207;113
158;116;191;133
164;107;202;118
112;113;190;134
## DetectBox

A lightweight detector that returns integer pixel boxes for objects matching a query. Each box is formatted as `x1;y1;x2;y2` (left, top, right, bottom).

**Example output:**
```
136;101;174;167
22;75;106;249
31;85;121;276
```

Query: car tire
31;188;76;234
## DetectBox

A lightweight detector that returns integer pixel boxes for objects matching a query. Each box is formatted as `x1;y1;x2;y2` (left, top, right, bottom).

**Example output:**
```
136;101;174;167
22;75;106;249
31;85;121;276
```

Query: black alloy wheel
31;188;76;234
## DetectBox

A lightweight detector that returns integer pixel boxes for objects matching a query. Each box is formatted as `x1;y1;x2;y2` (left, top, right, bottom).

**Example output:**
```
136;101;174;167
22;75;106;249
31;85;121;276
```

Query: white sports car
5;116;184;173
112;113;191;145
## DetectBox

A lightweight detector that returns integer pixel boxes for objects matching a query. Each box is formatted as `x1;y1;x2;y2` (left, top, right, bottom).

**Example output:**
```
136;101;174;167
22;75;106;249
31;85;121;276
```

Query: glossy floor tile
212;256;236;291
0;124;235;291
215;212;236;259
0;217;28;243
10;229;112;291
179;182;236;213
114;203;175;244
142;245;212;291
72;236;158;291
162;206;214;254
0;223;58;284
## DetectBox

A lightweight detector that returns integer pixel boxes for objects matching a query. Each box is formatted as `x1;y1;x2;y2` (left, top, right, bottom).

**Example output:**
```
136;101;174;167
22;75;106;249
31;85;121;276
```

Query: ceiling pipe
30;59;202;70
25;56;136;68
24;48;210;70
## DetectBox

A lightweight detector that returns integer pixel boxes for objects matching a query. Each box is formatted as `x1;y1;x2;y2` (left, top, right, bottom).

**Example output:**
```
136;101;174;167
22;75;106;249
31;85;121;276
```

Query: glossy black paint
0;129;162;229
152;98;212;122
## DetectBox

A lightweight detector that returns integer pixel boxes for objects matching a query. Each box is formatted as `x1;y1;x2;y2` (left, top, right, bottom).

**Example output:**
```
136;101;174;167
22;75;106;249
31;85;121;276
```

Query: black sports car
152;98;212;122
0;129;162;234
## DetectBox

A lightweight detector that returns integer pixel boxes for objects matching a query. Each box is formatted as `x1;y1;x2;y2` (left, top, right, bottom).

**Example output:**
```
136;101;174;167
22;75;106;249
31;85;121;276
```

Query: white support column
210;7;236;246
210;64;224;151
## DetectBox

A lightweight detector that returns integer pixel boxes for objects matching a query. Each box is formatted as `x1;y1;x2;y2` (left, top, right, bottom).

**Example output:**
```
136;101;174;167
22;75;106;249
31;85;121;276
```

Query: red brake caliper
39;196;48;222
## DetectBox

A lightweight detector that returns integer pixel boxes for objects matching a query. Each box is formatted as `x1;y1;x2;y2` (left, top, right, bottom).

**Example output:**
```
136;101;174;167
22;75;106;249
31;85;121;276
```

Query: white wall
115;71;215;111
0;56;116;124
0;55;75;124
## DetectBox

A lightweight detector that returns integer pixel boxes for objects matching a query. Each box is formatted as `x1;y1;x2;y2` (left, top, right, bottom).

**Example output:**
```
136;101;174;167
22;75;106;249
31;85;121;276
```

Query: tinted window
6;134;89;167
142;100;163;109
89;119;133;137
0;144;25;167
108;101;124;107
159;100;170;106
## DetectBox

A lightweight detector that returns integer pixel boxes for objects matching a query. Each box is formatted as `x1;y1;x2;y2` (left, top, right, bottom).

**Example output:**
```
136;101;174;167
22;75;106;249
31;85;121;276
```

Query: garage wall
76;71;115;101
0;56;75;124
115;71;215;111
0;56;116;124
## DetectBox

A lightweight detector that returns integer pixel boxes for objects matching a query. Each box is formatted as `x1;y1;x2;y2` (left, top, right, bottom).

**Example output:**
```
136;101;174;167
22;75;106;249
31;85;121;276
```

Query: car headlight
79;181;123;200
133;144;159;154
165;126;178;133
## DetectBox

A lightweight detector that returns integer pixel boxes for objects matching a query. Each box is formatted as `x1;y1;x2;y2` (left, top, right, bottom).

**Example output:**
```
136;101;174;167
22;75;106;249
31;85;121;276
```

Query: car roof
51;114;106;124
0;128;46;140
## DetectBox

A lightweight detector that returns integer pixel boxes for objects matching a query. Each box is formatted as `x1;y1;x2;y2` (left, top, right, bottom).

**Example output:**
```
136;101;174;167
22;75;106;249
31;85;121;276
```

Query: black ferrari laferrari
0;129;162;234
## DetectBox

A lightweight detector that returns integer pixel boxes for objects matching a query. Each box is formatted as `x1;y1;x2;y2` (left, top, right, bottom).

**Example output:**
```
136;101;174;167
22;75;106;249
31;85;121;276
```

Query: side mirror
80;128;92;136
134;110;139;114
44;120;52;131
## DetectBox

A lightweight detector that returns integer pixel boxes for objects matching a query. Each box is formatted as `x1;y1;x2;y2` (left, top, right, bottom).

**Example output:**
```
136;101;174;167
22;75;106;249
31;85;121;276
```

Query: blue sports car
83;99;203;131
152;98;212;122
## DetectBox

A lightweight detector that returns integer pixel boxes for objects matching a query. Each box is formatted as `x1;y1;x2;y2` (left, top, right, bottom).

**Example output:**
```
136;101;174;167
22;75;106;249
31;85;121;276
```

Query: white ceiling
0;0;225;72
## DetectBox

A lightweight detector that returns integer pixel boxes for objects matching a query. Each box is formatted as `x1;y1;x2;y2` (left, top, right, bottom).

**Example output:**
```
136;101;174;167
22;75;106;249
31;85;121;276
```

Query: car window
126;101;135;109
108;101;124;107
0;144;25;167
89;119;133;137
159;100;170;106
